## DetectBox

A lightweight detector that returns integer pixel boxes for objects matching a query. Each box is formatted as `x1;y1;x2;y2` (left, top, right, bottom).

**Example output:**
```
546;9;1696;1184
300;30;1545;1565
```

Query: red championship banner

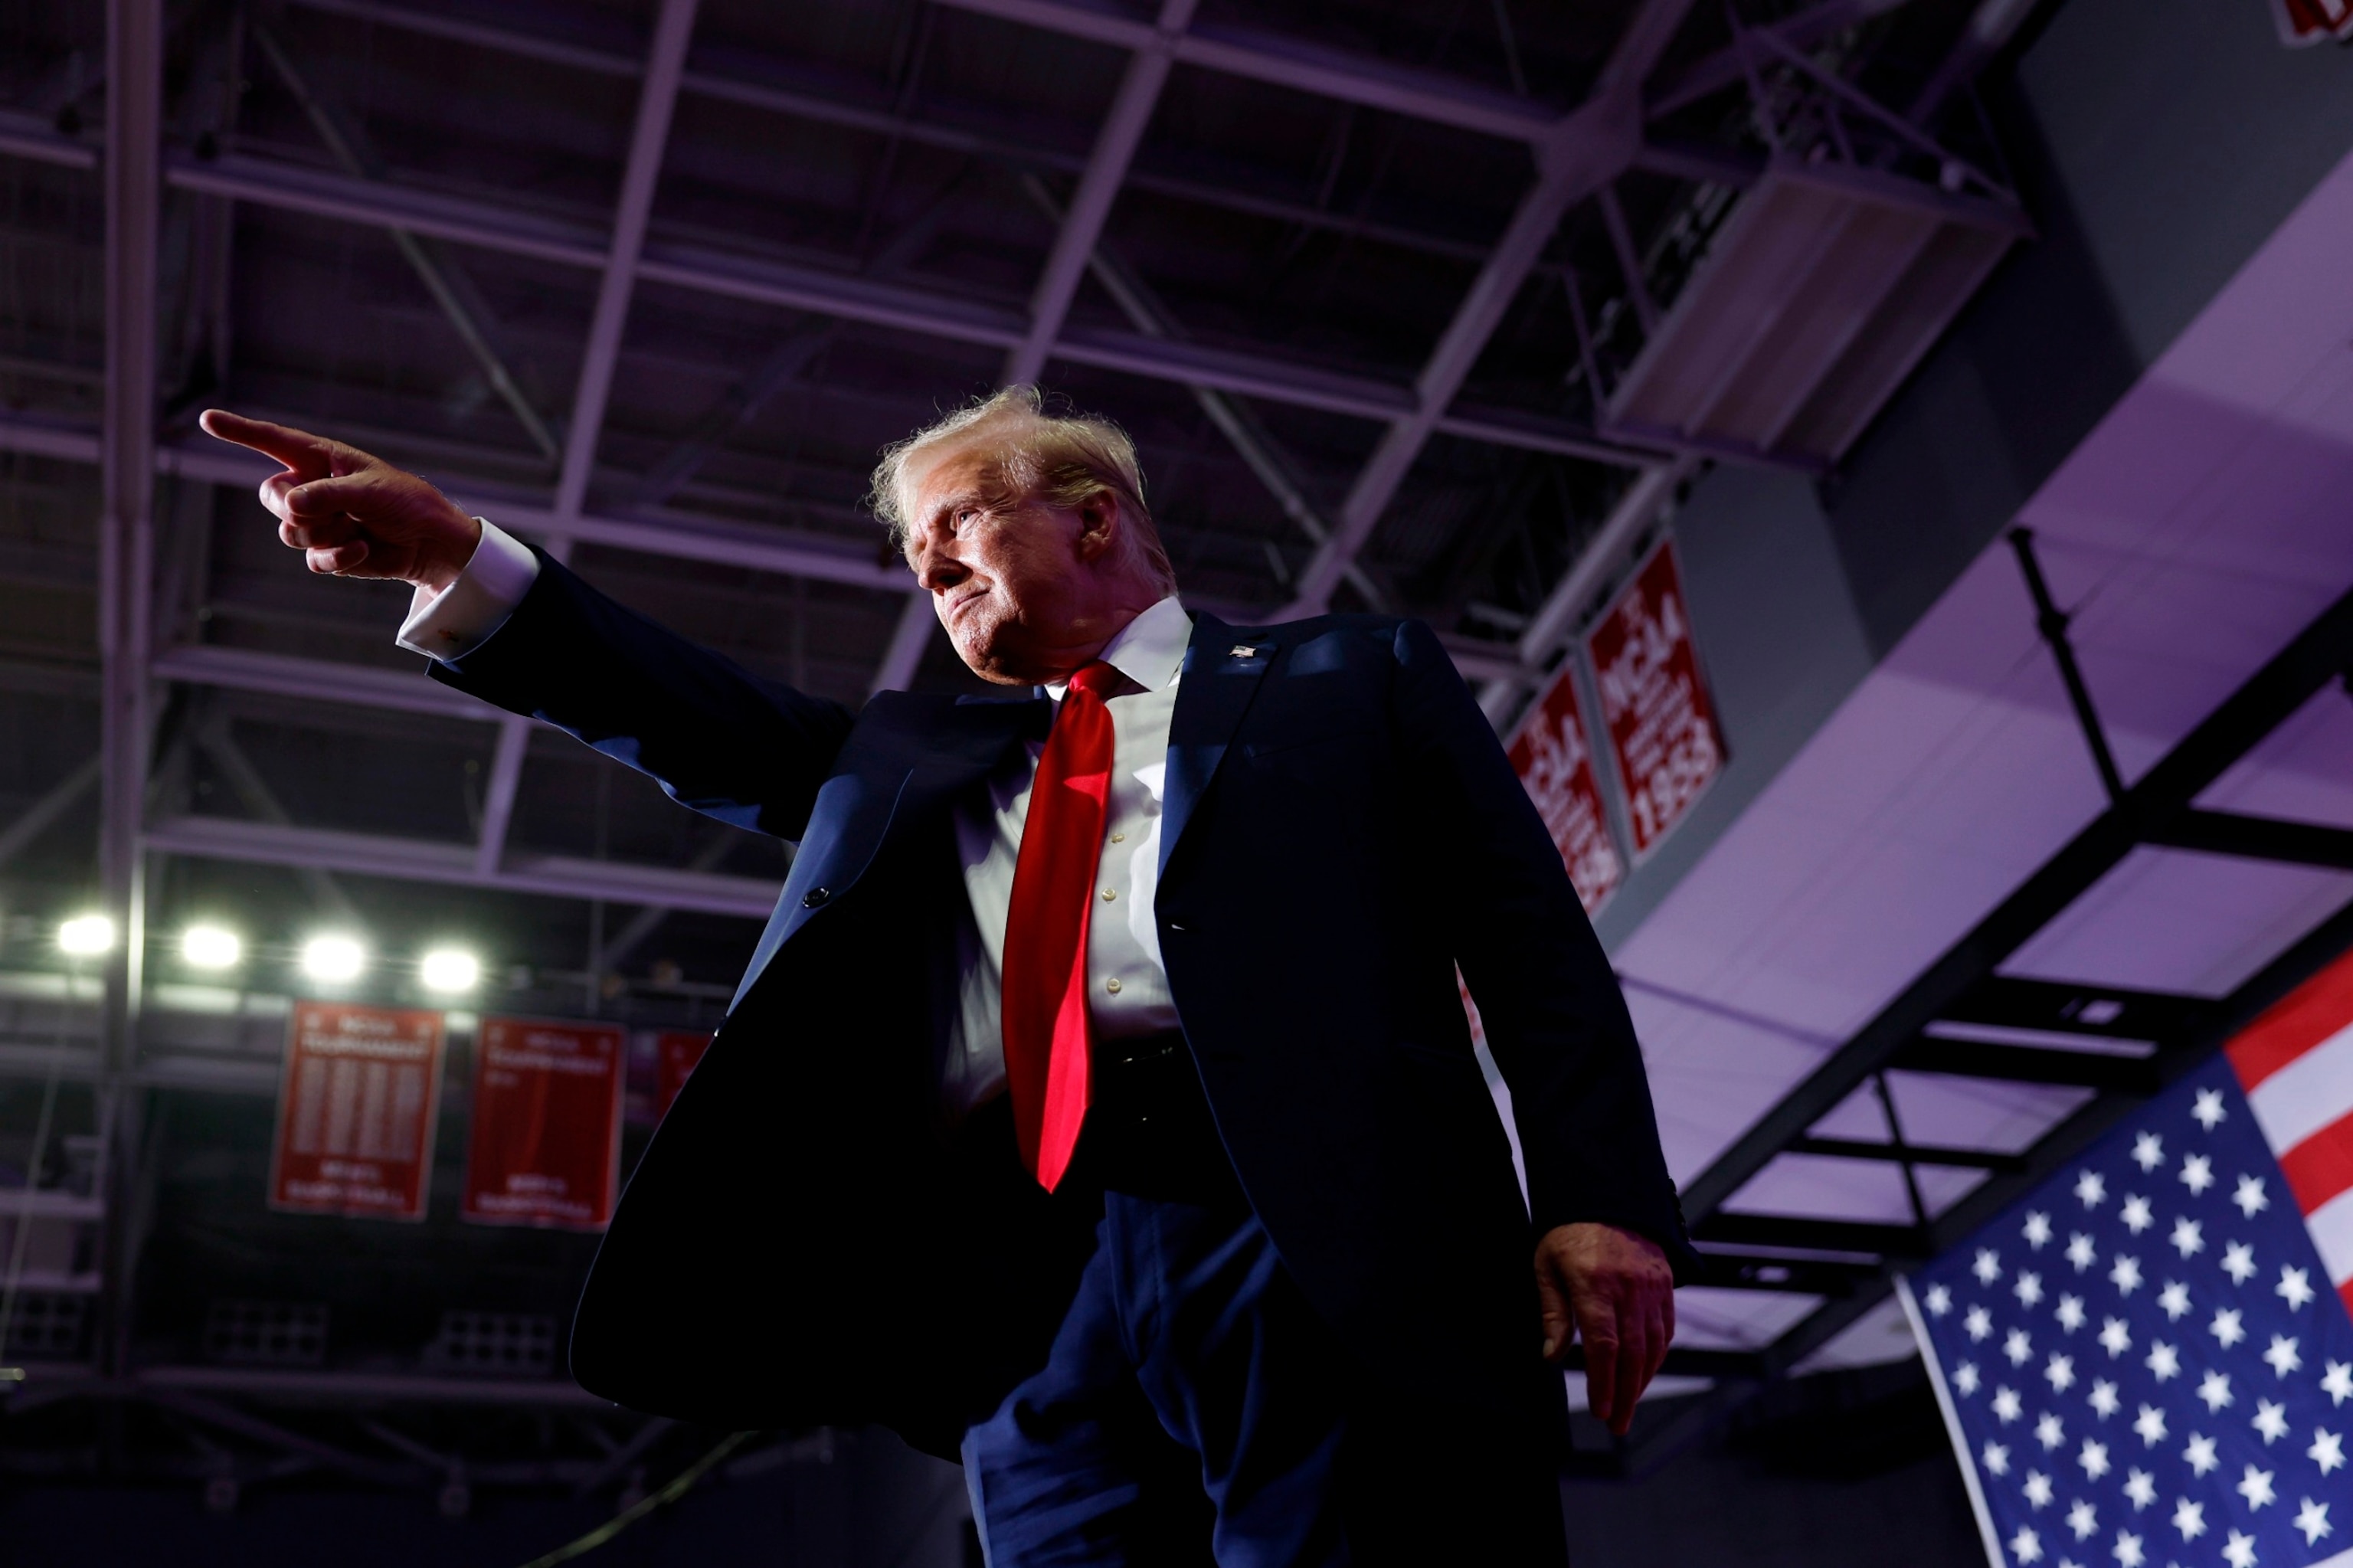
1505;663;1624;917
269;1003;446;1221
653;1030;712;1120
462;1018;625;1230
1586;539;1725;859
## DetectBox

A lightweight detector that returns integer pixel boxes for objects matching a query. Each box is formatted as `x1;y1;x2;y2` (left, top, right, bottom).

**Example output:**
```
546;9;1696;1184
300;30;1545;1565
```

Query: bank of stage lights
51;917;483;994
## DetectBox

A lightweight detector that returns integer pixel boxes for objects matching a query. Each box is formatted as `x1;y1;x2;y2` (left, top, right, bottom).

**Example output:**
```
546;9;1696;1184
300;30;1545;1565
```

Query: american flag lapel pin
1230;644;1258;659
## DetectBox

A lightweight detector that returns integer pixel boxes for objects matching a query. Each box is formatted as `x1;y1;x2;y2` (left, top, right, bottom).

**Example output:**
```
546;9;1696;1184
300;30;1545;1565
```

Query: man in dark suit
202;390;1695;1566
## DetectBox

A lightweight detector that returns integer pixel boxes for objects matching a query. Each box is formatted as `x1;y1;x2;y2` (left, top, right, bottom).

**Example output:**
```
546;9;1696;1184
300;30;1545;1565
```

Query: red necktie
1002;661;1121;1190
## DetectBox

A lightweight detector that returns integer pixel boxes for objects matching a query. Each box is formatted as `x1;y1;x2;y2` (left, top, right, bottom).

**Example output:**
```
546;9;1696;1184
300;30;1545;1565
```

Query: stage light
57;914;114;957
419;948;480;993
300;935;367;983
182;925;243;970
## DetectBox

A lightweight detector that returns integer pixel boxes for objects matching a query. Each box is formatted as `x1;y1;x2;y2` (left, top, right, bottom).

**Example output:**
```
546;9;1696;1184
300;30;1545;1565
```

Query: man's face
903;446;1105;685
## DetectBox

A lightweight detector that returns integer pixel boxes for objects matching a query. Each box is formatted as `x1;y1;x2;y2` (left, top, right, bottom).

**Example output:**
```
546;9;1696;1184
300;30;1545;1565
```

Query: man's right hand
199;410;483;593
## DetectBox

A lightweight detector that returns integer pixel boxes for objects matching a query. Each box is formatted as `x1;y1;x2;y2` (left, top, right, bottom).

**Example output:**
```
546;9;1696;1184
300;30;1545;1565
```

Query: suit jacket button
802;887;830;908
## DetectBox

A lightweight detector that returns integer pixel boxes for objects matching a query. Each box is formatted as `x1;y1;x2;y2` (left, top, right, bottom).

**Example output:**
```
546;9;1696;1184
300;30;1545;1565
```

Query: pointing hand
198;409;483;591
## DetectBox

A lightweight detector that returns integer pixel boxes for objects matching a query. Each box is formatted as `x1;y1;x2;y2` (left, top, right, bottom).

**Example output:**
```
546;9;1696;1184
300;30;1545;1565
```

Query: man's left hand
1535;1221;1675;1437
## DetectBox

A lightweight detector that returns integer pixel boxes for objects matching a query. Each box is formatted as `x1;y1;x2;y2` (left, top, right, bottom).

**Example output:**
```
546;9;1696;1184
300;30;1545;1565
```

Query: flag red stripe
2227;948;2353;1092
2276;1106;2353;1216
2342;1277;2353;1318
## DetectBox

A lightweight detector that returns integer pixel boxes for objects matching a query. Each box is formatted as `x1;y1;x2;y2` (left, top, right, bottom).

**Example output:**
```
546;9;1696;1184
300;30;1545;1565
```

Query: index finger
199;409;334;475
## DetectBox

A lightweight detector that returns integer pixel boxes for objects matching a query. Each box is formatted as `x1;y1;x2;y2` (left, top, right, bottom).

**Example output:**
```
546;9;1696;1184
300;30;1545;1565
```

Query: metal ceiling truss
1597;539;2353;1476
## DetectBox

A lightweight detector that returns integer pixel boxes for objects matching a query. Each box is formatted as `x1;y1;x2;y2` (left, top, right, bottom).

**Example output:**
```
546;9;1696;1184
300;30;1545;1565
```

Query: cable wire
510;1429;756;1568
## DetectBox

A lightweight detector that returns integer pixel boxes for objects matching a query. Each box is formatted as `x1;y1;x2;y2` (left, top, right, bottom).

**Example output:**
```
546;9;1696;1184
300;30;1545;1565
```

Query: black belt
1067;1032;1243;1206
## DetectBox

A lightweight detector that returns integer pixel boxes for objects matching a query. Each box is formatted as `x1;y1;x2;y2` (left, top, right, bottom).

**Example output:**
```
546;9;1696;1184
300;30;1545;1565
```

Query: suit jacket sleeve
1388;618;1701;1281
427;547;857;841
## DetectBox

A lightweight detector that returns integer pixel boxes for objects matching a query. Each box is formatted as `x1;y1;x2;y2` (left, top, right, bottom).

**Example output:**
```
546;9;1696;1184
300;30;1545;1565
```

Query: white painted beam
478;0;696;882
1002;0;1195;386
146;816;782;920
1284;0;1700;616
100;0;162;1088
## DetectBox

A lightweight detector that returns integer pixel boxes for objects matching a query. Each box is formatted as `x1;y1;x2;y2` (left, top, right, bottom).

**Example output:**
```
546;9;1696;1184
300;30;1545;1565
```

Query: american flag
1903;953;2353;1568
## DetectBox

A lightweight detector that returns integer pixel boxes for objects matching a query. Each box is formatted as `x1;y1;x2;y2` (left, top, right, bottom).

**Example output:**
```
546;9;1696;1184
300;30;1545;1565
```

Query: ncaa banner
1902;952;2353;1568
268;1003;446;1221
1506;660;1625;918
1586;539;1726;861
462;1017;626;1230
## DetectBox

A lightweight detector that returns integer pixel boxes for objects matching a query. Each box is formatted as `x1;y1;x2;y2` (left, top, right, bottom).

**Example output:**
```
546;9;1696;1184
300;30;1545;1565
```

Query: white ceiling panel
2195;685;2353;828
1671;1286;1827;1350
1999;846;2353;997
1883;1072;2094;1156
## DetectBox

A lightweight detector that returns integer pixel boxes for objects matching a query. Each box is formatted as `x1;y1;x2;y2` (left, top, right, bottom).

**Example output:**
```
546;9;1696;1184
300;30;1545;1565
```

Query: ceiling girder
143;813;783;919
1682;574;2353;1219
1002;0;1195;387
0;111;1669;469
1785;1134;2027;1173
1627;577;2353;1463
1888;1037;2164;1092
1284;0;1701;614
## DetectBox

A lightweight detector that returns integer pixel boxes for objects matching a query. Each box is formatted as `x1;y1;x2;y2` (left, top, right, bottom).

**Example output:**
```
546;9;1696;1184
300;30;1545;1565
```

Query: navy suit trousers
961;1191;1572;1567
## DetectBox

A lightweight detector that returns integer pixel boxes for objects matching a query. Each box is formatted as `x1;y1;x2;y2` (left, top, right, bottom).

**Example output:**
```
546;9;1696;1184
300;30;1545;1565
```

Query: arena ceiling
0;0;2064;1498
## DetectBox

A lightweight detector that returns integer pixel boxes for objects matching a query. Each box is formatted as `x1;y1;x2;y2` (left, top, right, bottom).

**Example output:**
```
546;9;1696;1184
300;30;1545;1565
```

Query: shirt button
1101;888;1116;901
1105;977;1122;994
1110;832;1125;843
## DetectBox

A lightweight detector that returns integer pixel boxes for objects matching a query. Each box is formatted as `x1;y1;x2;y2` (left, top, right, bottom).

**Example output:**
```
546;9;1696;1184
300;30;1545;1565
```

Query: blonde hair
868;385;1176;591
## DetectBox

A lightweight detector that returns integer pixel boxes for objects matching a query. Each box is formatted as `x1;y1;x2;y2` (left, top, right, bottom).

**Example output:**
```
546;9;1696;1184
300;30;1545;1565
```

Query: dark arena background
2;0;2351;1563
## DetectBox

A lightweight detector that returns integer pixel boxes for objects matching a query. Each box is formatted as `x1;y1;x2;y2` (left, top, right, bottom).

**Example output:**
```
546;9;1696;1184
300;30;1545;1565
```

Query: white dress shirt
398;523;1191;1116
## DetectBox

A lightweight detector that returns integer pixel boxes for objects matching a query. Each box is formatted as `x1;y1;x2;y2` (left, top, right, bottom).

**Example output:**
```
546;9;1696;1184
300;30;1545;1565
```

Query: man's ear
1072;489;1120;563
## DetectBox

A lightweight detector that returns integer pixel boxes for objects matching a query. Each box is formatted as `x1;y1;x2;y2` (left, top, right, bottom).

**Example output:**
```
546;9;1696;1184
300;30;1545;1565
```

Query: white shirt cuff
395;519;541;663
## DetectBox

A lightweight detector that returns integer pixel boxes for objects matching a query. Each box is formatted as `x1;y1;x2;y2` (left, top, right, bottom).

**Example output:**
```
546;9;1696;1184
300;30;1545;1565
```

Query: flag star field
1906;1056;2353;1568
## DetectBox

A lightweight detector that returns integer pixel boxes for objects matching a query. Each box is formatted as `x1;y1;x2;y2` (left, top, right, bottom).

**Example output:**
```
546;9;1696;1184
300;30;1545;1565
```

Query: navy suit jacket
433;554;1697;1456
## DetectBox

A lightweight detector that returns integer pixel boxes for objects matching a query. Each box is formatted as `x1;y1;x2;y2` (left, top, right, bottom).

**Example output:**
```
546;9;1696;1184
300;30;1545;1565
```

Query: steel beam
194;718;369;932
97;0;165;1400
869;592;938;695
473;718;537;877
279;0;1506;268
1890;1036;2162;1092
1785;1134;2027;1173
1681;579;2353;1223
1285;0;1700;614
930;0;1556;146
152;644;499;723
1513;457;1687;676
1688;1212;1929;1260
592;833;747;976
0;757;100;871
633;322;836;508
479;0;692;885
119;141;1658;466
1017;172;1388;610
249;25;559;463
1644;0;1913;119
100;0;162;1049
1003;0;1196;385
553;0;699;524
0;410;915;591
2139;807;2353;872
1906;0;2040;126
145;815;782;919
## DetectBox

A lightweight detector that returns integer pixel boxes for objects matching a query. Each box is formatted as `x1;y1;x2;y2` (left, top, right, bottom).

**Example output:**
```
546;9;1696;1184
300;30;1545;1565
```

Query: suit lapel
1160;614;1275;878
735;692;1046;1009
